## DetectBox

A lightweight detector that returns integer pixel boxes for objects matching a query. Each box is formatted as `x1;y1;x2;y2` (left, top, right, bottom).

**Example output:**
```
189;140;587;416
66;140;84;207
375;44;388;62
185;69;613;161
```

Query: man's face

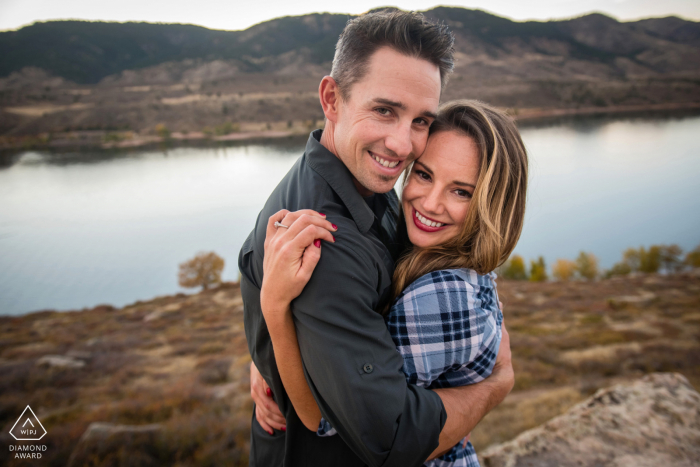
332;47;442;195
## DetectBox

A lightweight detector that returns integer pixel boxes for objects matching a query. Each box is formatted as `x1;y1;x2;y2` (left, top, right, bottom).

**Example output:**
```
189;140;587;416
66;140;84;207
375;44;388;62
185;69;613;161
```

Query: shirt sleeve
291;219;447;467
385;270;502;390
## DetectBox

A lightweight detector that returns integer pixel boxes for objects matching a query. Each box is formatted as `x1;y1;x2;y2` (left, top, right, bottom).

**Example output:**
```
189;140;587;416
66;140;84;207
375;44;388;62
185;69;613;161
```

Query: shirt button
363;364;373;374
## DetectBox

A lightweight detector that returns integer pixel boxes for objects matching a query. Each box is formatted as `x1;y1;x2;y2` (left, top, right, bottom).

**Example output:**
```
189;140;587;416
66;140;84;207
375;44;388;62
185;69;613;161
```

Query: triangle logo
9;406;47;441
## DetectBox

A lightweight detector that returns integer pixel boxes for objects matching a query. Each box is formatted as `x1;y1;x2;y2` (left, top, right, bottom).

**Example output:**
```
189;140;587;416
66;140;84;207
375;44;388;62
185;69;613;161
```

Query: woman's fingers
282;212;336;241
250;361;286;434
293;224;335;250
265;209;291;250
255;406;275;435
298;234;323;282
255;400;286;431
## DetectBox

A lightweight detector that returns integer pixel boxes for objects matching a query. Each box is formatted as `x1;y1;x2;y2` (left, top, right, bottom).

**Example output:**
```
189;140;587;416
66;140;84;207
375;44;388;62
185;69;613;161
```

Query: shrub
659;244;683;272
686;244;700;268
575;251;598;280
529;257;548;282
639;246;661;273
500;255;528;280
552;259;576;281
178;252;225;290
155;123;170;139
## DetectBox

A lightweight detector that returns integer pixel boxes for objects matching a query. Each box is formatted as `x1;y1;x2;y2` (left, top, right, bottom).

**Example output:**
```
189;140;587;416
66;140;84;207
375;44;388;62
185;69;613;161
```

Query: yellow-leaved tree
552;259;576;281
178;252;225;290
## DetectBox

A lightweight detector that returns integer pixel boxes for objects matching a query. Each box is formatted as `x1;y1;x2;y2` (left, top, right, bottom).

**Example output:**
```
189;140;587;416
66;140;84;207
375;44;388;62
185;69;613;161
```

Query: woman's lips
412;208;448;232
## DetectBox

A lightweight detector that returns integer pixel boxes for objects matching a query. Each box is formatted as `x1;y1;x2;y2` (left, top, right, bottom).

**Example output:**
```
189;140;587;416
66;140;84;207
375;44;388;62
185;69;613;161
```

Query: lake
1;113;699;315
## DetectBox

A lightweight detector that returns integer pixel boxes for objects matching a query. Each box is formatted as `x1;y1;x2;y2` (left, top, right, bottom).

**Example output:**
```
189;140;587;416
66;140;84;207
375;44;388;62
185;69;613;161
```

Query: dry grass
0;273;698;465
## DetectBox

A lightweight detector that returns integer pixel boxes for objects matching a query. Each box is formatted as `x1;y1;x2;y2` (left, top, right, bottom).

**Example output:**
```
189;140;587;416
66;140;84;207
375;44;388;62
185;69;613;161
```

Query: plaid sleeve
385;269;502;389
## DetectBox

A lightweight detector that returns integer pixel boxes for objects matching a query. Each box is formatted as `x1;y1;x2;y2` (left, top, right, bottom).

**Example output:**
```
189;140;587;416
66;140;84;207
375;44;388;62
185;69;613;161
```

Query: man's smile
368;150;404;174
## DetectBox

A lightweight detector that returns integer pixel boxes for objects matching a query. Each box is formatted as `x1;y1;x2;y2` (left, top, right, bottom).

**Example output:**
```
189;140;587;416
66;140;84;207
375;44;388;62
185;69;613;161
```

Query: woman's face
402;130;480;249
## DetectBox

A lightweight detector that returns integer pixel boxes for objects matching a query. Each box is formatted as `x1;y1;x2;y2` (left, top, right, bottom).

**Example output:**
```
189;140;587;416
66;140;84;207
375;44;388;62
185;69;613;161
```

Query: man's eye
414;118;429;126
376;107;391;116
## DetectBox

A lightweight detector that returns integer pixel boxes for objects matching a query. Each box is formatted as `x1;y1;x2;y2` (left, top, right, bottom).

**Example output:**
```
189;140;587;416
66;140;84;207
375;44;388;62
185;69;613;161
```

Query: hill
2;10;699;84
1;7;700;145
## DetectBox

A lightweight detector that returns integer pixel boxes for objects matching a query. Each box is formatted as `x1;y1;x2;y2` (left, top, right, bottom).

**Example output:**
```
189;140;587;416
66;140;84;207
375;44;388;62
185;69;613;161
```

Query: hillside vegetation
1;7;699;146
0;272;698;465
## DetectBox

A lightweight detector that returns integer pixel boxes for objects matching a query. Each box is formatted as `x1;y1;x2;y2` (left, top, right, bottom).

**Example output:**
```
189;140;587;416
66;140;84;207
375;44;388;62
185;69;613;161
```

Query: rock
67;422;163;467
36;355;85;369
65;350;91;360
608;290;657;309
481;373;700;467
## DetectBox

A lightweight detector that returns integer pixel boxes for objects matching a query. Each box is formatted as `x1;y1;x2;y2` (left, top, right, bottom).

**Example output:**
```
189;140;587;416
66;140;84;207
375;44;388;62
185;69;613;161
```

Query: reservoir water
1;114;699;315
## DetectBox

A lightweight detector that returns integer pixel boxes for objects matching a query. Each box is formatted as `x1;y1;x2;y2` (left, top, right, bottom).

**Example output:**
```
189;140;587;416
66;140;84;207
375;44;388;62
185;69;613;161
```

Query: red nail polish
281;426;286;432
332;235;336;242
268;430;274;435
331;223;338;230
319;213;326;217
266;387;272;397
314;239;321;248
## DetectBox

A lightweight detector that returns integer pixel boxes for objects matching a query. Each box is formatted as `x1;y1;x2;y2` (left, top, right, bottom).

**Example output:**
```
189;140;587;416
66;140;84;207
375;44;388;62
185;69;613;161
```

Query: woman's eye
415;170;431;181
455;189;472;199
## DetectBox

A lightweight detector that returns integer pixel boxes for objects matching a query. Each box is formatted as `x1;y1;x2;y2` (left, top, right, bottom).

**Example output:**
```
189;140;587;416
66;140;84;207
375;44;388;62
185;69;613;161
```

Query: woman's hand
250;361;286;435
260;209;337;320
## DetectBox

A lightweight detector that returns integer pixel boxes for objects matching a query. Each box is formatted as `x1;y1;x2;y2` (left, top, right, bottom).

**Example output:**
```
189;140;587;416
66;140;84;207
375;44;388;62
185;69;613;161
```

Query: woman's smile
411;207;449;231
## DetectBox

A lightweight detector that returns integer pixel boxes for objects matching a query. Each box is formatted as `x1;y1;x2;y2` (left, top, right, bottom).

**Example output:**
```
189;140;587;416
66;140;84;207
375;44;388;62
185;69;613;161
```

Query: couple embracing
239;10;528;467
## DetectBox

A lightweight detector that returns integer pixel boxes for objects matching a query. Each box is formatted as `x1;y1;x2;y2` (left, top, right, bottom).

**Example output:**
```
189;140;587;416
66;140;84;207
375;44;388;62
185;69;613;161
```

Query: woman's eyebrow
415;161;433;175
416;161;475;188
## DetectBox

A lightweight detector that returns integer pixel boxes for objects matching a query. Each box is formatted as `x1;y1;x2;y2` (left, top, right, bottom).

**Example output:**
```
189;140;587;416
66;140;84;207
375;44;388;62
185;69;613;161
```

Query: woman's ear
319;76;340;123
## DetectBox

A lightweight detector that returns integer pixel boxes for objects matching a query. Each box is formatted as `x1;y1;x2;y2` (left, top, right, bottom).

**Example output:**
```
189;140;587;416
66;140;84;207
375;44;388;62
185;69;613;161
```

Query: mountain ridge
2;8;699;84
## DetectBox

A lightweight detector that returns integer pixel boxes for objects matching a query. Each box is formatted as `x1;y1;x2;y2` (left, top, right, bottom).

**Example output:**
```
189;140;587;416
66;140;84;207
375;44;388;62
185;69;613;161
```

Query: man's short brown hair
331;10;455;99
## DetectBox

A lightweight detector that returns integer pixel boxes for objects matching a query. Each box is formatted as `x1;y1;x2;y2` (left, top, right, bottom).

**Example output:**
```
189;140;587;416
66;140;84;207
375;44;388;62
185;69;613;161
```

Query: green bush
500;255;527;280
529;257;548;282
575;251;598;280
686;245;700;268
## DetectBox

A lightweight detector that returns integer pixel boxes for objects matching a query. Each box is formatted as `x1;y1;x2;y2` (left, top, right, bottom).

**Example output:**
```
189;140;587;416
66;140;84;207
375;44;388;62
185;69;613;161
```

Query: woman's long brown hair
389;100;529;307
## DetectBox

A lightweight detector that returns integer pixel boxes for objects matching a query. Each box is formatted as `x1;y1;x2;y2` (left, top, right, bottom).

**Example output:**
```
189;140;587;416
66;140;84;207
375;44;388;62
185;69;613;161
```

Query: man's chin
363;175;399;194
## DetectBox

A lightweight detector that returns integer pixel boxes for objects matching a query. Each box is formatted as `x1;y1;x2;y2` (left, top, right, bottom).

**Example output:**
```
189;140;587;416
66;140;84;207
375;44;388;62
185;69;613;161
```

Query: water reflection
1;116;699;315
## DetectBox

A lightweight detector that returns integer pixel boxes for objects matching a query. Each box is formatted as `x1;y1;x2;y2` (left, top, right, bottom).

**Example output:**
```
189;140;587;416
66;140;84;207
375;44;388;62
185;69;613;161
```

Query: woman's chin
407;228;441;249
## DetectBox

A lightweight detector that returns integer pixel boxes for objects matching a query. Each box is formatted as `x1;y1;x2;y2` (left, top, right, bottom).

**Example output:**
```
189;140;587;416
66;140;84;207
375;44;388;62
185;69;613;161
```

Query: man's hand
491;321;514;394
427;316;514;461
250;361;286;435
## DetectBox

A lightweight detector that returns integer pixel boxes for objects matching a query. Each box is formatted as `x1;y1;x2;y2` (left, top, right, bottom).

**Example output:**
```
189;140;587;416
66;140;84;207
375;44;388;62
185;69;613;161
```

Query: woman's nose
422;188;443;214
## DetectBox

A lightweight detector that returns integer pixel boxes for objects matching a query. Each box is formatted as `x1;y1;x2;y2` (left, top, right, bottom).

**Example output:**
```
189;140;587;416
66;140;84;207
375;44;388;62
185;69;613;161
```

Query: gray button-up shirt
239;130;447;467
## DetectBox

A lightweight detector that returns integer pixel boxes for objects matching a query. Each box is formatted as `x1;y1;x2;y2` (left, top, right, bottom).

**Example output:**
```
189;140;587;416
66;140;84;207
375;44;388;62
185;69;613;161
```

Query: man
239;10;514;467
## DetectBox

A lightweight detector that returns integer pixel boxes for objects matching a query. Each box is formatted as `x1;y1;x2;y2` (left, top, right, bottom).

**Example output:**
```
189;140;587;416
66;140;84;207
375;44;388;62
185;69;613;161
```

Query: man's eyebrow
415;161;476;189
373;98;437;121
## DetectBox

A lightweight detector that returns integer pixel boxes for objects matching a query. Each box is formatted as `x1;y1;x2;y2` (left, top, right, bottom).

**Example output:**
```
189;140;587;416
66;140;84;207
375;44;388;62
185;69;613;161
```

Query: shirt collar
305;130;376;234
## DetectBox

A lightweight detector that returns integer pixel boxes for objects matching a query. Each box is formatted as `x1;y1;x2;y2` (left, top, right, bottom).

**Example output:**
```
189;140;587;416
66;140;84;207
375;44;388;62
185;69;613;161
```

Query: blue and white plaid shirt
317;269;502;467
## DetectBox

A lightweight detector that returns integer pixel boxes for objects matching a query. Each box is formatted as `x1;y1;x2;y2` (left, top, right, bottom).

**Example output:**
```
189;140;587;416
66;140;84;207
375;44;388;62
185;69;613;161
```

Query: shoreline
2;102;699;153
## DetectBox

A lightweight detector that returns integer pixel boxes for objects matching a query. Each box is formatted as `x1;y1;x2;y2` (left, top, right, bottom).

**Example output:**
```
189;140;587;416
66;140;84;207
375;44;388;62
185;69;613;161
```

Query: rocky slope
0;272;698;465
482;373;700;467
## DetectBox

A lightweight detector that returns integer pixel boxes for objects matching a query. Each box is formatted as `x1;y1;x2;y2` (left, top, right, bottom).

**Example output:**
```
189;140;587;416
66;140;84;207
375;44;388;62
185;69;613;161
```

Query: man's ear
319;76;341;123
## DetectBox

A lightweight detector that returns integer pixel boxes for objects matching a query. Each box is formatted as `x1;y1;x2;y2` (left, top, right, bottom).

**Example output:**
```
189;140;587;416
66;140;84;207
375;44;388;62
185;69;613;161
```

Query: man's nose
384;121;413;158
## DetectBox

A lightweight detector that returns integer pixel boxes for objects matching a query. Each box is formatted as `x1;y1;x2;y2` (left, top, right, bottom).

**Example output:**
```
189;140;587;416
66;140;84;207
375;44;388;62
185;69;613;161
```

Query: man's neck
318;122;375;198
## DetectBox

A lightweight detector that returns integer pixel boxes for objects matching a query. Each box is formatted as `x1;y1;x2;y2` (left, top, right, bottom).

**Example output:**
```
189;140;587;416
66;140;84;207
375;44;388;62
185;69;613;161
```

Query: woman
257;100;527;466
